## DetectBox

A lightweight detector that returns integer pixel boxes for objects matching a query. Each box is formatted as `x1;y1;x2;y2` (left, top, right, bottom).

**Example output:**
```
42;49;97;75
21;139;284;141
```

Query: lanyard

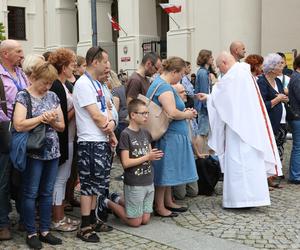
3;66;24;91
84;72;106;112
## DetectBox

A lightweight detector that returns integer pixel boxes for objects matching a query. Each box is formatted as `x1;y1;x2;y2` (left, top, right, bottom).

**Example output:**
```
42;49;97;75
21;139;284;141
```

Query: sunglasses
152;62;159;71
91;46;104;62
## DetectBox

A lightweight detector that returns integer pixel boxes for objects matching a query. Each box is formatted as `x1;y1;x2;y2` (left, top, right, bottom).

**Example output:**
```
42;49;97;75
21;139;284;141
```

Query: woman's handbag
137;82;172;141
24;89;46;153
10;90;46;171
27;124;46;153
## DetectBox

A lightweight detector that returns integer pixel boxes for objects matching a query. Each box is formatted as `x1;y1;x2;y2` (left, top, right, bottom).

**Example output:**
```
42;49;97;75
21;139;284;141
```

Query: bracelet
109;119;117;127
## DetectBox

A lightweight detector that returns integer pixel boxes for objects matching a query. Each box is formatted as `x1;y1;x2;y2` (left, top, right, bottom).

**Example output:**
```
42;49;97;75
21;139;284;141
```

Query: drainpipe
91;0;97;46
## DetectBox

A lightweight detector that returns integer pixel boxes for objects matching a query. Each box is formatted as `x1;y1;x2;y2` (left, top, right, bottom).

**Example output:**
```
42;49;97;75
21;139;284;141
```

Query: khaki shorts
124;184;154;218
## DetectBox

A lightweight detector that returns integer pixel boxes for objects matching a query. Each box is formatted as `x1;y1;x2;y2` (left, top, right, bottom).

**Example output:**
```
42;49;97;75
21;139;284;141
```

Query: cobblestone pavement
156;141;300;250
2;141;300;249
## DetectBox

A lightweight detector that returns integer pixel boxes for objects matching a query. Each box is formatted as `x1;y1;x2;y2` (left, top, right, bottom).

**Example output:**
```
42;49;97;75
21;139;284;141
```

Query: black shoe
39;233;62;245
289;179;300;184
154;211;179;218
26;235;42;249
166;206;188;213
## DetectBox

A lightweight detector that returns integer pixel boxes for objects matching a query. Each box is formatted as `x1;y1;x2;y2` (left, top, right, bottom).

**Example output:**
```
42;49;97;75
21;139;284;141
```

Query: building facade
0;0;299;73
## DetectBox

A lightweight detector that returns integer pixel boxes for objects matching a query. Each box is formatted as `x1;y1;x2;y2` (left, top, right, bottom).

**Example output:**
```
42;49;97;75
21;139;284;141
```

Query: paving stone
5;141;300;249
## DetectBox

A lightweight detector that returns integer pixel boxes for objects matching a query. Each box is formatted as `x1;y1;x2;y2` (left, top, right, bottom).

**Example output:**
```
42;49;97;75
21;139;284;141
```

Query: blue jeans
22;157;59;235
0;153;11;228
197;107;209;136
289;120;300;181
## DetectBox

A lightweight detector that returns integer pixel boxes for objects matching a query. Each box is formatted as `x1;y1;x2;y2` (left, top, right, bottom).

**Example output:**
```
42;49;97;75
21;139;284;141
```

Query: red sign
121;57;131;62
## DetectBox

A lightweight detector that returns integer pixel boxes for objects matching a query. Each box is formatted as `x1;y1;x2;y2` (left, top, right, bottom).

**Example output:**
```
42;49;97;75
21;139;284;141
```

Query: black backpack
196;156;221;196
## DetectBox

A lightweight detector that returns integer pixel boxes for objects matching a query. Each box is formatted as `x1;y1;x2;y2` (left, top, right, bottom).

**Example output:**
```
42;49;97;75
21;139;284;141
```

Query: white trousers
52;142;74;205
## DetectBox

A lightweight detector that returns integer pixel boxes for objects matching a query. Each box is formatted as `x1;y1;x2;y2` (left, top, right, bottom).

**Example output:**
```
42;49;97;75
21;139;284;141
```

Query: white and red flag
159;3;182;14
107;13;121;31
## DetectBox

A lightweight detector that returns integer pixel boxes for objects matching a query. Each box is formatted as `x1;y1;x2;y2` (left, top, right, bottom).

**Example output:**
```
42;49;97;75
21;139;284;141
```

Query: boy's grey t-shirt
119;127;153;186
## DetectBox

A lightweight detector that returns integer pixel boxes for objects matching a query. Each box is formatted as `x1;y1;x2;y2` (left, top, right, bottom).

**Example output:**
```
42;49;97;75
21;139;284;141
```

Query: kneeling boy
96;99;163;227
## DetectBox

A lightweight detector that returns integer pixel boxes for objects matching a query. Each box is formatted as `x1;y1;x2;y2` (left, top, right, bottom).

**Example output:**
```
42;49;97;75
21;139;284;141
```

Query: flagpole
119;26;128;36
168;14;180;29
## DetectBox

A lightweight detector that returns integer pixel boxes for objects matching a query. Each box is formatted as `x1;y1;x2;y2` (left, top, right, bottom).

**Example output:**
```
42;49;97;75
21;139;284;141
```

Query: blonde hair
31;61;58;83
162;56;186;73
109;70;122;89
22;54;45;77
77;55;86;66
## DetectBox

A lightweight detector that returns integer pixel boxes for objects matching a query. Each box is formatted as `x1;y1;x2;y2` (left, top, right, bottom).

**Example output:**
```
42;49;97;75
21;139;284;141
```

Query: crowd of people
0;38;300;249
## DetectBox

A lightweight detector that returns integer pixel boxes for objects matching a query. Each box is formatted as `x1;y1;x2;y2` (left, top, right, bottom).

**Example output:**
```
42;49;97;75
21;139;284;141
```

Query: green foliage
0;22;6;41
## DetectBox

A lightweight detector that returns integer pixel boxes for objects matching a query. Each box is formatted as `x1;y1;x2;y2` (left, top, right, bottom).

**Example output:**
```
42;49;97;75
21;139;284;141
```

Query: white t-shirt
273;84;286;124
277;74;290;88
73;73;109;142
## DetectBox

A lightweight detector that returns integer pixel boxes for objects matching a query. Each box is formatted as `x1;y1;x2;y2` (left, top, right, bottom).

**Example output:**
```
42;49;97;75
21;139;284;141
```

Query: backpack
196;155;221;196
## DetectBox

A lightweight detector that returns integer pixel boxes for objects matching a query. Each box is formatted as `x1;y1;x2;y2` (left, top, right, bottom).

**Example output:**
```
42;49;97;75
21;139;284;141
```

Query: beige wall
117;0;159;74
261;0;300;56
168;0;262;73
1;0;300;72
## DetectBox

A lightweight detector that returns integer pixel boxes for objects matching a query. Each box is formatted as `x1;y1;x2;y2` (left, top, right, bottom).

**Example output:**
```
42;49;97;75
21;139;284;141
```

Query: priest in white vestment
197;52;282;208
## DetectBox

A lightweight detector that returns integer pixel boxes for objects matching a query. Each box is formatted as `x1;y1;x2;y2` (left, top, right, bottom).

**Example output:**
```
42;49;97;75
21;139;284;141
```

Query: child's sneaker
109;192;121;204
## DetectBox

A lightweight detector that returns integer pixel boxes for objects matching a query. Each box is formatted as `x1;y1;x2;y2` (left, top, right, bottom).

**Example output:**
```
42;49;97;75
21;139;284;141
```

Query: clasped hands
41;110;58;125
276;93;289;103
184;107;197;119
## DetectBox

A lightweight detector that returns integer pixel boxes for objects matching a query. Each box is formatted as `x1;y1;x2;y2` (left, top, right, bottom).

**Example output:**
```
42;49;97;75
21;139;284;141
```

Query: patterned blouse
15;90;61;160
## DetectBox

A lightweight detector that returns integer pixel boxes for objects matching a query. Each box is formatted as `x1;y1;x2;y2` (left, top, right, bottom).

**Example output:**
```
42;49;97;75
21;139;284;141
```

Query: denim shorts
124;184;154;218
77;141;112;196
197;107;210;136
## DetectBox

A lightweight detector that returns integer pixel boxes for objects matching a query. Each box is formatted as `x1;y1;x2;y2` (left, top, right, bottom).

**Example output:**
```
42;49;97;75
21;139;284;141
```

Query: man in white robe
197;52;282;208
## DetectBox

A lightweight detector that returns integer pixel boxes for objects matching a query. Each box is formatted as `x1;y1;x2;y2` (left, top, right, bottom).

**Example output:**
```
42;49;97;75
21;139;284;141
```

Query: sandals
268;178;283;189
51;218;77;232
76;226;99;243
62;216;80;227
92;220;113;232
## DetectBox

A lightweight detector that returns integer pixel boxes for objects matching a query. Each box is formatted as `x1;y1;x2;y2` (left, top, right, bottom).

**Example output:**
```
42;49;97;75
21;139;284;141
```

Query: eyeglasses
152;63;159;71
134;112;149;116
91;46;104;62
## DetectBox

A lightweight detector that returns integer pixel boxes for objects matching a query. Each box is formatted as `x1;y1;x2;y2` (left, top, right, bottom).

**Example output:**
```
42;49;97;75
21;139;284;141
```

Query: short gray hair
263;53;282;74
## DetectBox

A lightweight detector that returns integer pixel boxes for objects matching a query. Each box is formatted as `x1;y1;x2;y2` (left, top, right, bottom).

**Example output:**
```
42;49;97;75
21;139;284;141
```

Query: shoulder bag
24;89;46;153
196;155;221;196
0;77;12;154
10;90;46;171
137;82;172;141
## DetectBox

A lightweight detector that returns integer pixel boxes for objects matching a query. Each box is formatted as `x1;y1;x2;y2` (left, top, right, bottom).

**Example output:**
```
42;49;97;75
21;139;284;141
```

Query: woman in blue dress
146;57;198;217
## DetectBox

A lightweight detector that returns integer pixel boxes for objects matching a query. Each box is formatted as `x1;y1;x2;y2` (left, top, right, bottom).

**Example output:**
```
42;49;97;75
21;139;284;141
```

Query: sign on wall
285;52;294;69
